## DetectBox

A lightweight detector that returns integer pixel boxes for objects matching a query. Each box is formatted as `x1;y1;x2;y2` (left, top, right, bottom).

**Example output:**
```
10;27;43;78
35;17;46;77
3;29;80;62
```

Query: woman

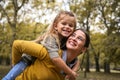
7;28;90;80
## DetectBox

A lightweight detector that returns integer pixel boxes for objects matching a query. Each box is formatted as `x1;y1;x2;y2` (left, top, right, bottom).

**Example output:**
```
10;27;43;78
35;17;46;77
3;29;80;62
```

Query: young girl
2;11;78;80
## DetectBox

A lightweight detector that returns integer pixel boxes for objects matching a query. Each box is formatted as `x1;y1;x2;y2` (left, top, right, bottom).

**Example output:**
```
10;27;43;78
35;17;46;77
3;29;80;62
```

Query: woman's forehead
74;30;86;38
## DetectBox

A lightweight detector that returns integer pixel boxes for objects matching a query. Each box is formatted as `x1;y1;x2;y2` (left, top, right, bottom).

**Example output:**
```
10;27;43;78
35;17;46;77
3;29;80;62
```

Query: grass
0;65;120;80
76;69;120;80
0;65;11;80
76;71;120;80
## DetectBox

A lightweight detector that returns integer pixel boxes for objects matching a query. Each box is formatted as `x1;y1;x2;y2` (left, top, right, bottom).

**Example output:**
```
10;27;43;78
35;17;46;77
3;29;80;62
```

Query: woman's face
66;30;86;52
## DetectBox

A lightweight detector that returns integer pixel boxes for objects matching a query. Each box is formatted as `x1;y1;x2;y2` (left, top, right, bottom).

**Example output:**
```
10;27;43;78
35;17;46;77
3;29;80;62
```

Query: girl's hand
65;71;78;80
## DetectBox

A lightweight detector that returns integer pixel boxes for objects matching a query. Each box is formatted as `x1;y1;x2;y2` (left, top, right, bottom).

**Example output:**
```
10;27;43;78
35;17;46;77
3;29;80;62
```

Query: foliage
101;33;120;65
16;22;47;40
90;32;106;67
0;21;47;65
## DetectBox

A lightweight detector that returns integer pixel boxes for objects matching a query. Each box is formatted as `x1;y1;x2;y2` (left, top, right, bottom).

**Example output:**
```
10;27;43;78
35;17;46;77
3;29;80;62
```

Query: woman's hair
75;28;90;48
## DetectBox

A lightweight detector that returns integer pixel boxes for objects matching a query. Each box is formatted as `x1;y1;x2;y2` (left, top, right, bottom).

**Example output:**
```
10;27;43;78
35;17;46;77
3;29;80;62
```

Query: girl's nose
65;24;70;28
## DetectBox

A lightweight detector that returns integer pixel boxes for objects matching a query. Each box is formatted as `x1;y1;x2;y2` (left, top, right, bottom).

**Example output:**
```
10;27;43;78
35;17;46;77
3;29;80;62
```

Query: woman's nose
71;36;77;41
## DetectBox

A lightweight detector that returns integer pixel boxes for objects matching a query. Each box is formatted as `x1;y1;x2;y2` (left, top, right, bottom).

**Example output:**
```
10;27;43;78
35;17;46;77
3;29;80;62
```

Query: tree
0;0;28;46
95;0;120;73
91;32;106;72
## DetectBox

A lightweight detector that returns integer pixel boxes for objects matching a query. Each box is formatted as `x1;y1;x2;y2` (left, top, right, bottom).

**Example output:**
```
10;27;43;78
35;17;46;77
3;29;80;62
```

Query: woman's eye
71;33;75;37
78;37;84;41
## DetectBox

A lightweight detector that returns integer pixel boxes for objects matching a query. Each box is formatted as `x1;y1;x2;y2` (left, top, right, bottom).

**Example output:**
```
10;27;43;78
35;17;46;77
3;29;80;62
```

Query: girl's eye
69;24;73;27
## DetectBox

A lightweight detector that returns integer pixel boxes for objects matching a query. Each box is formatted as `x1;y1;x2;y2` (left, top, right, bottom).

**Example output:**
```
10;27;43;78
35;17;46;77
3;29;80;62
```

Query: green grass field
76;71;120;80
0;65;120;80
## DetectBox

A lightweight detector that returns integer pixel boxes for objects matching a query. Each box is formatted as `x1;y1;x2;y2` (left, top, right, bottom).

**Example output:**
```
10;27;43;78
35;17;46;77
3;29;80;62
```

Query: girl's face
54;15;75;38
66;30;86;53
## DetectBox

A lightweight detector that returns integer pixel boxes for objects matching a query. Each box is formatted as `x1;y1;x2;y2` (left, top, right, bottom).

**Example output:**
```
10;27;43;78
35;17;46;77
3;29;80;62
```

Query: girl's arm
65;60;80;80
52;57;77;79
71;60;80;72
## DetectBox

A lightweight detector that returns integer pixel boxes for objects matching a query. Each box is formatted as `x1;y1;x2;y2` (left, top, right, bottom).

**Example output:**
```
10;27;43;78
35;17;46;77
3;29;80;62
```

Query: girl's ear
54;27;58;31
53;23;58;31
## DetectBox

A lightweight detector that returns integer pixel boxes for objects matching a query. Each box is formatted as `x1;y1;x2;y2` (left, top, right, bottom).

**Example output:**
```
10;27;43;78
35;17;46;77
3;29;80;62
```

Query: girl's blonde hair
35;11;76;49
48;10;76;35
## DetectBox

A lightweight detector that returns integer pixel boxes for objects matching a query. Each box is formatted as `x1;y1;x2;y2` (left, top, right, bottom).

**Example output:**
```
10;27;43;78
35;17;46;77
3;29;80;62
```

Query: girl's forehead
60;15;75;22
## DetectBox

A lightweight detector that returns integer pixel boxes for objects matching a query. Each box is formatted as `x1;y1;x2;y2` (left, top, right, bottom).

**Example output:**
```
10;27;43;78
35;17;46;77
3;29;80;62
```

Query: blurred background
0;0;120;80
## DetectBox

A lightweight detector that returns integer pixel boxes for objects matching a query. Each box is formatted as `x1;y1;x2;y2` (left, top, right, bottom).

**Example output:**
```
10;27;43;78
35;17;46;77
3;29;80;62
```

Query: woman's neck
66;50;77;63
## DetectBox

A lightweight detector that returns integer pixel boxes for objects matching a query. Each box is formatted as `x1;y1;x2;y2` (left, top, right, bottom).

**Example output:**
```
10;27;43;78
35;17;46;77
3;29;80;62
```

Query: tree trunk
104;60;110;73
85;50;90;72
95;52;100;72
